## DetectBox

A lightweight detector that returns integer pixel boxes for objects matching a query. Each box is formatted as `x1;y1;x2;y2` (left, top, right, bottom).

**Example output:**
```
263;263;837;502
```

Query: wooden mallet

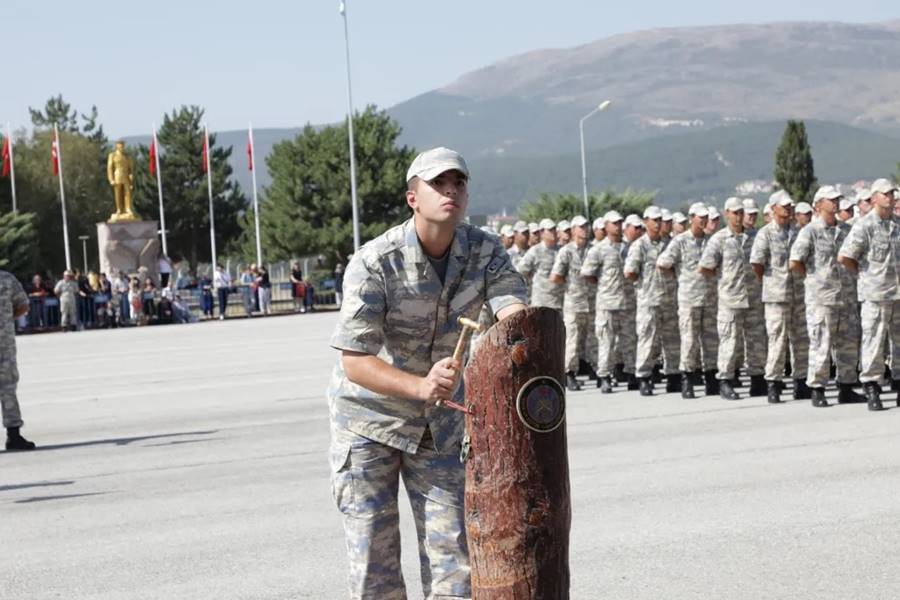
435;316;484;414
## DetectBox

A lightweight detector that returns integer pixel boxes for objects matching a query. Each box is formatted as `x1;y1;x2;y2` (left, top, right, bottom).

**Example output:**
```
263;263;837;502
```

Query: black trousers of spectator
161;272;170;288
217;288;229;317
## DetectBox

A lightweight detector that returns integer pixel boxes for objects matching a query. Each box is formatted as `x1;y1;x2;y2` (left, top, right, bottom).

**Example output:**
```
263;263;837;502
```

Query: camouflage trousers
678;305;718;372
564;311;595;373
635;305;680;378
716;306;766;380
60;299;77;328
859;300;900;384
0;357;22;428
585;308;598;372
613;304;637;374
806;304;860;388
763;302;809;381
330;426;470;600
735;302;766;372
596;308;626;377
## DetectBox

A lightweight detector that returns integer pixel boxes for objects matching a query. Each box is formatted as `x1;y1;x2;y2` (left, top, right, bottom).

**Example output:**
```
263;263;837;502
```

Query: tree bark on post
463;306;570;599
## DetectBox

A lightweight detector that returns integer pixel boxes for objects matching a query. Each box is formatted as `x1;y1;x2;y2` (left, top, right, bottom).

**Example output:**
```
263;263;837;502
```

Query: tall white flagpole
340;0;361;252
6;123;16;212
205;124;217;270
249;122;262;266
54;124;72;271
152;125;168;257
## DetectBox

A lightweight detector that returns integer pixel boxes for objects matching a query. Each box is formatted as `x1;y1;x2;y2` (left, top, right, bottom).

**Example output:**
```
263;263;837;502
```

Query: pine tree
132;105;246;266
243;105;415;265
0;209;38;279
774;120;817;202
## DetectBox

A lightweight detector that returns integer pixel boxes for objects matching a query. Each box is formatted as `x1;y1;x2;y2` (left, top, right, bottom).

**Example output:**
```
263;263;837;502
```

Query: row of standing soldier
503;178;900;411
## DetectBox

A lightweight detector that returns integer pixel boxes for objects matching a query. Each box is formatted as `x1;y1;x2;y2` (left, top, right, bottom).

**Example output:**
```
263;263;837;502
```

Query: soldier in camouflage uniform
750;191;810;403
591;216;606;246
624;206;680;395
528;222;540;248
54;270;79;330
507;221;529;271
700;197;766;400
738;199;768;395
1;270;37;451
617;215;643;390
581;211;626;392
838;178;900;411
658;202;716;398
790;185;865;407
328;148;527;599
518;218;563;311
551;215;596;390
557;220;571;246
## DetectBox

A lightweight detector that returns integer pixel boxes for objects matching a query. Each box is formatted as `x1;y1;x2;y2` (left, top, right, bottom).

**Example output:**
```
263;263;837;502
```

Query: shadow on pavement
0;430;219;455
0;480;75;493
15;492;112;504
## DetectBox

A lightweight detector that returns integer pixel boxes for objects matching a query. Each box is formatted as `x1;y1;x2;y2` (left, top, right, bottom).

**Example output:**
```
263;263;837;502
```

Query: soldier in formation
1;270;37;451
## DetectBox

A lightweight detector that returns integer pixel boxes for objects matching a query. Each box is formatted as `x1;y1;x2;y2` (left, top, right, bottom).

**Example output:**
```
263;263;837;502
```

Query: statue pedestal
97;220;161;283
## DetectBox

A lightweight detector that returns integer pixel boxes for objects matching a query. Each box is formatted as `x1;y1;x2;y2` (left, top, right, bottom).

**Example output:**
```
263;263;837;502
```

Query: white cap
742;198;758;213
406;147;469;182
763;203;772;216
672;211;687;223
592;217;605;230
539;218;556;230
838;198;854;211
528;222;540;234
813;185;842;203
723;197;744;212
557;219;571;231
661;208;673;222
795;202;813;214
500;225;514;237
643;206;662;219
570;215;589;227
856;188;873;203
604;210;624;223
624;214;644;228
688;202;709;217
707;205;720;219
769;190;794;207
870;178;898;195
513;220;529;233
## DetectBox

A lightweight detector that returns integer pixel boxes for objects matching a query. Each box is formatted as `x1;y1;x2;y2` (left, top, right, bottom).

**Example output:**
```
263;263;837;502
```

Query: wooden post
463;306;570;599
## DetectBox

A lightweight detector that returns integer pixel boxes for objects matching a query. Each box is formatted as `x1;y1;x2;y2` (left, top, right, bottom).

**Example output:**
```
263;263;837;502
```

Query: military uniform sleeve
580;246;601;277
329;254;386;356
484;242;528;315
789;226;812;265
518;247;536;278
699;234;722;270
838;221;867;261
623;240;642;277
656;237;680;269
550;246;570;278
749;228;769;266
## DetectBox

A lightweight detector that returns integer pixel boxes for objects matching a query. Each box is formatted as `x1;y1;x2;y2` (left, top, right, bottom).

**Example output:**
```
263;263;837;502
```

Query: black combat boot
894;380;900;396
586;364;600;381
5;427;36;451
704;370;720;396
681;372;695;399
639;378;654;396
719;379;740;400
749;375;767;397
613;363;626;384
627;373;640;391
665;373;682;393
794;379;811;400
692;369;704;386
652;364;663;383
599;376;613;393
767;381;782;404
865;382;883;411
733;368;742;388
837;383;865;404
566;371;582;392
810;387;828;408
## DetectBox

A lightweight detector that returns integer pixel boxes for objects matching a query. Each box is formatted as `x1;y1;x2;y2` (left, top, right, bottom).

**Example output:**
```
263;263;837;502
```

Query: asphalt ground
4;312;900;599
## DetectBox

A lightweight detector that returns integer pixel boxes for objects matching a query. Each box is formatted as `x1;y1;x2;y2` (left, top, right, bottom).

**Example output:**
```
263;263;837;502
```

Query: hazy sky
1;0;897;138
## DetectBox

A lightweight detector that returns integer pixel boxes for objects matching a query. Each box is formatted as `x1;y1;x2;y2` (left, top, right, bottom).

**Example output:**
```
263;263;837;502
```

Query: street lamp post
579;100;612;220
339;0;361;252
78;235;90;273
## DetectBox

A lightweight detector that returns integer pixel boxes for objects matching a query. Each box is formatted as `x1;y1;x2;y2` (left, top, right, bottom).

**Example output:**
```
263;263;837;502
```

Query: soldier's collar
403;218;468;263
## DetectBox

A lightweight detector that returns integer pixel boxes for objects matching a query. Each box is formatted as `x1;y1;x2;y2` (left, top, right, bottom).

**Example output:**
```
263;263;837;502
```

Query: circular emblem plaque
516;376;566;433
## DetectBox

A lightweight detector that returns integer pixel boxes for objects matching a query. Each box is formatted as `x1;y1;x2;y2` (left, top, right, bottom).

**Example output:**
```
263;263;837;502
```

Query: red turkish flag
246;136;253;172
149;138;157;176
51;134;59;176
1;137;9;178
201;131;209;174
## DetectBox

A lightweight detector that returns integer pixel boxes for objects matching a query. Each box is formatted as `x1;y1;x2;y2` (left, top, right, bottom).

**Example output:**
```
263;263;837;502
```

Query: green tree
244;105;415;264
519;189;655;223
29;94;107;146
774;120;817;203
132;105;246;266
0;209;37;279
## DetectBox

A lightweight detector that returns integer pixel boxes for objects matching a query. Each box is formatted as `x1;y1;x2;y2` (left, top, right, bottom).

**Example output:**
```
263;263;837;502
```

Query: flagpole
339;0;361;252
6;123;16;212
249;122;262;266
152;125;168;256
204;124;217;270
54;124;72;271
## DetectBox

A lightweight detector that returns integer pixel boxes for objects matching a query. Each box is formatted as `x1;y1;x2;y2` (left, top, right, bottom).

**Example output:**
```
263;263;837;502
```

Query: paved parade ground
6;312;900;599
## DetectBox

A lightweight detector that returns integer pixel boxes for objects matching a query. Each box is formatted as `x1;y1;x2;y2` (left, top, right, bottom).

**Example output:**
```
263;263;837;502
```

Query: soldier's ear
406;189;417;212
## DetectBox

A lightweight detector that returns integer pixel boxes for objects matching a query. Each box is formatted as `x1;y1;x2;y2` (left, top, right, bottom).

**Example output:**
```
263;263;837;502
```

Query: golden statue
107;140;139;222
